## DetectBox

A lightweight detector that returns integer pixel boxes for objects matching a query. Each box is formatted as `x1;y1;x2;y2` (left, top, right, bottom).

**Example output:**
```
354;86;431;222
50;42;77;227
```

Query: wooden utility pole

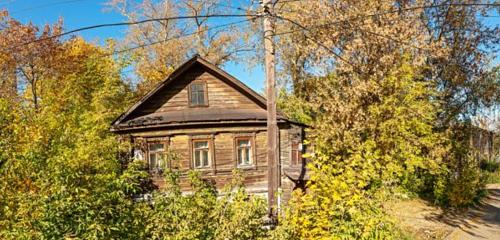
262;0;279;218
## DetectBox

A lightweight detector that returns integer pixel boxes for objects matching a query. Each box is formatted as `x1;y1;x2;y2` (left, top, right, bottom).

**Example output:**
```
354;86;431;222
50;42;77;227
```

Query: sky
1;0;266;92
2;1;499;94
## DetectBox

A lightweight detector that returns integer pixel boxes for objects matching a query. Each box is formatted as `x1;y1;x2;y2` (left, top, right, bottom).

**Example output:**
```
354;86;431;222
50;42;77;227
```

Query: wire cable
6;13;259;50
99;17;259;59
10;0;88;14
272;3;500;52
274;2;500;19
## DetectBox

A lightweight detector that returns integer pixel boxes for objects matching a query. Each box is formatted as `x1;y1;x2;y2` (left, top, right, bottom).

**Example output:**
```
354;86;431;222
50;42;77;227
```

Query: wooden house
111;55;307;205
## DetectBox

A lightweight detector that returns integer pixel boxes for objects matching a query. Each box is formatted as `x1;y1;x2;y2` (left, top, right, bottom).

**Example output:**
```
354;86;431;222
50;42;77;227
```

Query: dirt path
388;184;500;239
445;184;500;240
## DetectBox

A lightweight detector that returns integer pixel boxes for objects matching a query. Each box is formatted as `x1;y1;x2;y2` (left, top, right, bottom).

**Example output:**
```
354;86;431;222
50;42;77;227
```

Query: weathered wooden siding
133;64;262;116
136;127;270;193
280;125;306;204
115;56;308;208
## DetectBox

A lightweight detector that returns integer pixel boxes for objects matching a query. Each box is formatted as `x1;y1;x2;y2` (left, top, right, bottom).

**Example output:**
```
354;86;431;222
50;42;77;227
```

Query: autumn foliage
0;1;499;239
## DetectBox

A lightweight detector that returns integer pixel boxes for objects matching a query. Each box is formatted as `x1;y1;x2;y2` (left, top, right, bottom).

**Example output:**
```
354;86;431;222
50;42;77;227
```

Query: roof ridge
111;55;273;127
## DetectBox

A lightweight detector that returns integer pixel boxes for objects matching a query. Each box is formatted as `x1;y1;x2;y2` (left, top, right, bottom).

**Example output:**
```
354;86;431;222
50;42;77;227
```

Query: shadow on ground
388;184;500;240
440;185;500;240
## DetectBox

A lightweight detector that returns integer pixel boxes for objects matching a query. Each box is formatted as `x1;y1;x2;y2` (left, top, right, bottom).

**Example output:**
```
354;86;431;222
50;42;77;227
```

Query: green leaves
274;55;445;239
143;170;267;240
0;28;269;239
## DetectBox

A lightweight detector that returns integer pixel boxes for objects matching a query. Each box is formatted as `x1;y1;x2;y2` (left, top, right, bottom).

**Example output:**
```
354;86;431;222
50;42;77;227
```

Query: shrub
144;170;268;240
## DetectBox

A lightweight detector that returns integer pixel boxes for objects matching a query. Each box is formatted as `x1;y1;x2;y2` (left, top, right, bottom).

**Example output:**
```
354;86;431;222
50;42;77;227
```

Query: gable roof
111;55;298;132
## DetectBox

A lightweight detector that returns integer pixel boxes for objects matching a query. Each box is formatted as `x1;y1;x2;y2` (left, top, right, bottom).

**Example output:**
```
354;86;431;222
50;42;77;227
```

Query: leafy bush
481;159;499;173
138;170;268;240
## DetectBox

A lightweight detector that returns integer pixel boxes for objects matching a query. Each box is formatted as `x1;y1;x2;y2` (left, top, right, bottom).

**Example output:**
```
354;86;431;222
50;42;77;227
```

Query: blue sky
2;1;498;94
2;0;266;92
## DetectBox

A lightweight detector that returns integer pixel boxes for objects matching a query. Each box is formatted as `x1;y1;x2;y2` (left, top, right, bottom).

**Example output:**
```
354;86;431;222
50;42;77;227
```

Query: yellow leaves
107;0;256;94
275;50;451;239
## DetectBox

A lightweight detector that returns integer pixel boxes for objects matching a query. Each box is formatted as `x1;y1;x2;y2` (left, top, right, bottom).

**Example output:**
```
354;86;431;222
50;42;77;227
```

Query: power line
4;1;497;57
207;1;254;13
10;0;88;14
7;13;259;50
9;2;497;50
100;17;259;59
273;14;360;72
272;2;500;53
0;0;16;8
275;2;500;18
274;18;433;52
274;2;500;36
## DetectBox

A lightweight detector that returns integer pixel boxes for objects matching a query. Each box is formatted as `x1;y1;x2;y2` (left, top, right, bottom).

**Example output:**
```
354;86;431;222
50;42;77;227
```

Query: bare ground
387;184;500;240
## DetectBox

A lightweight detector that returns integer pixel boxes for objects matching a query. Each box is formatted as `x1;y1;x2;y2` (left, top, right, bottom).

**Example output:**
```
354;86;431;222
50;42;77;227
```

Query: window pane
291;142;301;165
202;150;209;166
238;140;249;147
191;92;198;105
149;143;164;152
194;151;200;167
191;83;203;91
194;141;208;149
190;83;206;105
237;139;252;166
238;149;243;165
245;148;250;164
158;153;165;168
134;149;144;161
197;93;205;105
149;153;157;169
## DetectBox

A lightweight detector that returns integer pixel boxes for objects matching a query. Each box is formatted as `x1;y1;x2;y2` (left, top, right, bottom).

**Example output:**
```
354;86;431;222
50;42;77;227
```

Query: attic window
189;82;207;106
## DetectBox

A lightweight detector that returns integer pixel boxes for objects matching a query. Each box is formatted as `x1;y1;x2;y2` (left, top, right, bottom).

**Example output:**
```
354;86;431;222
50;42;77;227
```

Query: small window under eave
189;82;208;106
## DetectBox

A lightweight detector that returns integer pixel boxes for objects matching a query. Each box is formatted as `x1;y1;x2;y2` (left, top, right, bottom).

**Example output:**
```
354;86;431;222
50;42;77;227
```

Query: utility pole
262;0;278;219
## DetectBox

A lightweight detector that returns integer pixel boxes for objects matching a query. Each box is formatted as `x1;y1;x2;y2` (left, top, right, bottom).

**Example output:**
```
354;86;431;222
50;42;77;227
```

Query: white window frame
192;140;211;168
235;137;254;167
148;142;166;173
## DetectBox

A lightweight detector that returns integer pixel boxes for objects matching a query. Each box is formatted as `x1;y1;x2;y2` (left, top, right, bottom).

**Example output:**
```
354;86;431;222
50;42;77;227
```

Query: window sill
236;165;256;170
193;167;213;171
188;104;209;108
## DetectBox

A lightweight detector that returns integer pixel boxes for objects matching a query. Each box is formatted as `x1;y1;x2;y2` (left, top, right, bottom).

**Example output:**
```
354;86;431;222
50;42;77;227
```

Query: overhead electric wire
274;2;500;18
6;13;259;50
207;1;253;13
272;14;360;72
4;1;498;55
10;0;88;14
99;17;259;59
272;2;500;63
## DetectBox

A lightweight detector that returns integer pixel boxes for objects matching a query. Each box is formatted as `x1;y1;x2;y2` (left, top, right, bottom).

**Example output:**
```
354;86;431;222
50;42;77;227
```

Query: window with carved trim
148;142;166;173
193;140;210;168
236;138;253;166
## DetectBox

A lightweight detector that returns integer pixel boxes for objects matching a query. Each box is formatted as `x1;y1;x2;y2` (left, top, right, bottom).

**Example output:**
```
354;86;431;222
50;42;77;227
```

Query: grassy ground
483;160;500;184
486;170;500;184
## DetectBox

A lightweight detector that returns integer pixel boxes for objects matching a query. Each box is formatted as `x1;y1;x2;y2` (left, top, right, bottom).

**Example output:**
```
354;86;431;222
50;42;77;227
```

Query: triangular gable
111;55;268;128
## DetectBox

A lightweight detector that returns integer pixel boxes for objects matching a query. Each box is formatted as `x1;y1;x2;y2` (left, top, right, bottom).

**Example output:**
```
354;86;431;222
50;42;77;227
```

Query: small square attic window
189;82;207;106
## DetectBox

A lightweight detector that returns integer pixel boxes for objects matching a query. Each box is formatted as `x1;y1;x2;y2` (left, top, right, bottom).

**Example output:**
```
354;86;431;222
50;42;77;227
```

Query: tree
273;56;444;239
0;32;140;238
271;0;499;237
106;0;257;96
0;11;63;109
